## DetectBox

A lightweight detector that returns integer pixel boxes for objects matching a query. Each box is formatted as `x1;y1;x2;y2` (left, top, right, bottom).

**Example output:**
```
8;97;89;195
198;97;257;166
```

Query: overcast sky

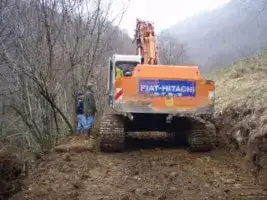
110;0;231;37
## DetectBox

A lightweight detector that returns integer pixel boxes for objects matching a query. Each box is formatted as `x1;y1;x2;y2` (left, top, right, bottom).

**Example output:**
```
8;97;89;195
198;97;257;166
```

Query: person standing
76;92;85;134
116;66;124;79
83;82;97;136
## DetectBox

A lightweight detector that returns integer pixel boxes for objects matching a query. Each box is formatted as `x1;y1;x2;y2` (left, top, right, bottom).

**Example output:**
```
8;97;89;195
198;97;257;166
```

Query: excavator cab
107;54;141;106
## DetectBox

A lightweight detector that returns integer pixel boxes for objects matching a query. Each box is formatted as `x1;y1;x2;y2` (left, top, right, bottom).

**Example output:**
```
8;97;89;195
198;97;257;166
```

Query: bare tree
157;30;187;65
0;0;131;155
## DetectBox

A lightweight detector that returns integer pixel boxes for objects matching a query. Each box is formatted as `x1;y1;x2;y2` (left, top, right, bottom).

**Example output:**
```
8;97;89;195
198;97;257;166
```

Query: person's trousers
76;114;94;134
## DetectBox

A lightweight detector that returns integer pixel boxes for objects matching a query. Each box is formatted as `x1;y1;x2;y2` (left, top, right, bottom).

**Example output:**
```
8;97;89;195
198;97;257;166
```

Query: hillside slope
210;51;267;179
209;50;267;111
169;0;267;73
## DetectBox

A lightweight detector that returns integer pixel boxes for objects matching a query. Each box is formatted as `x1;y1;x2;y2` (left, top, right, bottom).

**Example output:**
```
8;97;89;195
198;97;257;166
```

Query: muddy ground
10;138;267;200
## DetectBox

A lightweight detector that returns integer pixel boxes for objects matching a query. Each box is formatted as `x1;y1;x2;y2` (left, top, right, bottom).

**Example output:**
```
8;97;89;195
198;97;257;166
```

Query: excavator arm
133;19;159;65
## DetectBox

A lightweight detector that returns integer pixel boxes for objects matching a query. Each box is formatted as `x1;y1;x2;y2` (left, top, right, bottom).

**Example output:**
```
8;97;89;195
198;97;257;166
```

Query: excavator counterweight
99;19;217;152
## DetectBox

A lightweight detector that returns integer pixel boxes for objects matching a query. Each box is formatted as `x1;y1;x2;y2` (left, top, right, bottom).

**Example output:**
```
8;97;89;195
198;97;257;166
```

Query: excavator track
187;117;217;152
99;114;125;152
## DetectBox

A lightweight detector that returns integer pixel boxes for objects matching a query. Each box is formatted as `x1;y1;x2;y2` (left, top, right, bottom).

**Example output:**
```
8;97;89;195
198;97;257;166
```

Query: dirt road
11;139;267;200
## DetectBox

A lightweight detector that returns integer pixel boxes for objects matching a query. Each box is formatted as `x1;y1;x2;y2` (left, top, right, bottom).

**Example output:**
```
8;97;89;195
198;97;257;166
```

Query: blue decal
139;80;196;97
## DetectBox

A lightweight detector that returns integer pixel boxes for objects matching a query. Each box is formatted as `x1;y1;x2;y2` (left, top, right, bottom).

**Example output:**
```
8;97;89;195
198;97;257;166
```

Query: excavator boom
134;19;159;65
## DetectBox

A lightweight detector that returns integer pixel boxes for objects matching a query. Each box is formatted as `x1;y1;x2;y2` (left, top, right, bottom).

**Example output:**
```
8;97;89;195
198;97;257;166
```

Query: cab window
115;61;139;75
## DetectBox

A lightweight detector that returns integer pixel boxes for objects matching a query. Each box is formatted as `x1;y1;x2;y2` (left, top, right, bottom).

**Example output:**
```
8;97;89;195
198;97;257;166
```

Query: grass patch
209;50;267;111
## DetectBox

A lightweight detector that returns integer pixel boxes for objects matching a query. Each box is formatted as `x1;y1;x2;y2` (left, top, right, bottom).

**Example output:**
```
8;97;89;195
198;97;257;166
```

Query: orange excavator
99;19;216;152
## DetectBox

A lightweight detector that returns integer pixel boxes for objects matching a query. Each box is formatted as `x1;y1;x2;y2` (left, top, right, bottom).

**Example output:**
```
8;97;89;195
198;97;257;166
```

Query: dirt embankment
209;51;267;182
214;104;267;180
0;151;23;200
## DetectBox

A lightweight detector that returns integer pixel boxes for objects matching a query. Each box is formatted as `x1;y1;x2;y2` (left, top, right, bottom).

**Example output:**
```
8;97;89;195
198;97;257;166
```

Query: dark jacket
83;91;96;116
76;100;84;115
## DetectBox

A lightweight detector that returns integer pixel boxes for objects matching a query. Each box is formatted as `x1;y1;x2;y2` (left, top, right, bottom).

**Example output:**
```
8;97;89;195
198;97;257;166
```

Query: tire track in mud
11;147;267;200
79;148;267;200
